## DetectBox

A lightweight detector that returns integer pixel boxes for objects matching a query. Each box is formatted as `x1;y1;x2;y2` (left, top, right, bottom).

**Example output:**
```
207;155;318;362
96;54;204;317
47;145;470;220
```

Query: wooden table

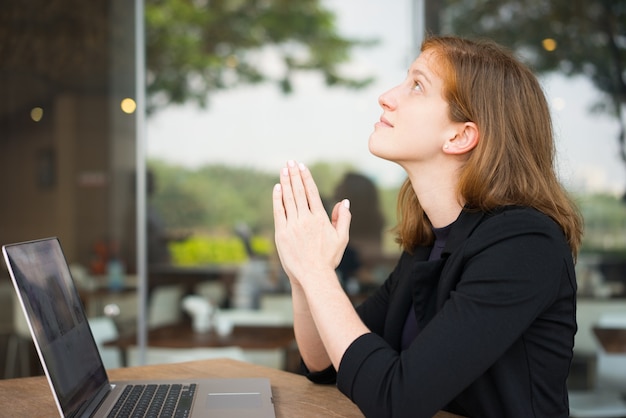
106;322;298;370
0;358;463;417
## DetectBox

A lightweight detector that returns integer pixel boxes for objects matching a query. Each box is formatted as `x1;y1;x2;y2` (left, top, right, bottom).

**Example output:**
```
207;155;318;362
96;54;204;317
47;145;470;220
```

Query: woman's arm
290;281;331;372
273;160;370;370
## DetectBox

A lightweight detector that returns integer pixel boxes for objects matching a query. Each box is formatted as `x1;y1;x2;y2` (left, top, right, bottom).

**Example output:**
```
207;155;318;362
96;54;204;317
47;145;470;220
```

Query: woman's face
368;49;460;168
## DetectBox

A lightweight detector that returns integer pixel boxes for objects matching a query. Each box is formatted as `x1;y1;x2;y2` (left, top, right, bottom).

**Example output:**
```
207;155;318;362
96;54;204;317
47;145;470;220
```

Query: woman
272;35;583;418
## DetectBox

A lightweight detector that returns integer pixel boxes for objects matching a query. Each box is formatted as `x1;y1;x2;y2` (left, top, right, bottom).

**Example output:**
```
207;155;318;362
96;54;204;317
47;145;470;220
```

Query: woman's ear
443;122;479;155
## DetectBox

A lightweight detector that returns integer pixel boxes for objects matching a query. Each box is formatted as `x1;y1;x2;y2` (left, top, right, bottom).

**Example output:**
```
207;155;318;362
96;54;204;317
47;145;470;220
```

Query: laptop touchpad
206;392;262;409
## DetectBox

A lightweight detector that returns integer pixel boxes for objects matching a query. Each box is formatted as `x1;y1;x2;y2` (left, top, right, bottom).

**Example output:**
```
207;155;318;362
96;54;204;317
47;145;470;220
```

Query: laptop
2;237;276;418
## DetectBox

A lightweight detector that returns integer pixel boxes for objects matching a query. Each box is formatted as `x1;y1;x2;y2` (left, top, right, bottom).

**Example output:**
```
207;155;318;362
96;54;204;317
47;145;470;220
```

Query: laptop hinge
73;384;112;418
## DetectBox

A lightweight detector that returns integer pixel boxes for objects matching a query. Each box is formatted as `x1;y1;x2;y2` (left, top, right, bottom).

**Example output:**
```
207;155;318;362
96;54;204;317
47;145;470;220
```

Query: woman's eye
412;81;423;92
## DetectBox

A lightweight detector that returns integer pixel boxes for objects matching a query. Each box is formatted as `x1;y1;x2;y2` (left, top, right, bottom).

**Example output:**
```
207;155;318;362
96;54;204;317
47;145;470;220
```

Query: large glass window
0;0;139;376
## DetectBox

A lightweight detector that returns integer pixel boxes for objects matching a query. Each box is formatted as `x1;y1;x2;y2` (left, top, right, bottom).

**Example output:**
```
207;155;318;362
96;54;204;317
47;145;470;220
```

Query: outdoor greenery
149;160;626;265
169;235;273;265
577;193;626;253
148;159;277;234
145;0;376;113
148;159;404;263
148;158;399;235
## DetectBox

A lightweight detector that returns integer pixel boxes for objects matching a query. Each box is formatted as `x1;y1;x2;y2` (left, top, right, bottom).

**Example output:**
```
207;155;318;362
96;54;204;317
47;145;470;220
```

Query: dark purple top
401;223;453;349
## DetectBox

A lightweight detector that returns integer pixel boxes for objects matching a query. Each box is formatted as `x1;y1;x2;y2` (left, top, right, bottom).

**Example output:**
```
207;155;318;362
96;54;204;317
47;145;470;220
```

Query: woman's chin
368;139;393;161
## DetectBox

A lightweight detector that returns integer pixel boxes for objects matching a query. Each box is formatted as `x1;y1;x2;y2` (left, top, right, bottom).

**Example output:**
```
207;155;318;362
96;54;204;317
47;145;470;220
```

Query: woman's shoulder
479;205;555;224
473;205;566;242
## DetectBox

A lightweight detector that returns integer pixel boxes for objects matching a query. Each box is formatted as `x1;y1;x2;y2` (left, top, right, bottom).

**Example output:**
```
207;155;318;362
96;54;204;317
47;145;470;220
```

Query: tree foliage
576;192;626;251
147;160;401;241
308;160;356;200
145;0;376;113
149;160;279;234
441;0;626;164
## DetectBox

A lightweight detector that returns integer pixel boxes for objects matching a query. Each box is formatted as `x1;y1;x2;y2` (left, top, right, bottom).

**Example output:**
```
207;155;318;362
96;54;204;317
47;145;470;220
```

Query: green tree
308;161;355;201
148;159;406;254
577;192;626;251
149;160;278;233
440;0;626;168
145;0;376;113
148;161;207;229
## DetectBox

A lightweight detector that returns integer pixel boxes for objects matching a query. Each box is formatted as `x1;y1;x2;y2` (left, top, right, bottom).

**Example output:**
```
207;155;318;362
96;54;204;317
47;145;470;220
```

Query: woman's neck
406;164;464;228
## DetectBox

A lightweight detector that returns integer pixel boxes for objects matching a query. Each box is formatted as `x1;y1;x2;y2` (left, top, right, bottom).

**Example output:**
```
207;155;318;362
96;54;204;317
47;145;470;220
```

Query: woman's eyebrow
409;68;432;85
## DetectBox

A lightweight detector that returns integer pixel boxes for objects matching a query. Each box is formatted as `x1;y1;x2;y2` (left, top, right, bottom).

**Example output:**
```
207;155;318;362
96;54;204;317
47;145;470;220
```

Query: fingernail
343;199;350;209
298;162;306;171
287;160;296;168
281;167;288;176
274;184;281;192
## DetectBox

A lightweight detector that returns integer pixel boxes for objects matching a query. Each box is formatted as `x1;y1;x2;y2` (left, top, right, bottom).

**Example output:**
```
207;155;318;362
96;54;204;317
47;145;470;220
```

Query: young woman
272;35;583;418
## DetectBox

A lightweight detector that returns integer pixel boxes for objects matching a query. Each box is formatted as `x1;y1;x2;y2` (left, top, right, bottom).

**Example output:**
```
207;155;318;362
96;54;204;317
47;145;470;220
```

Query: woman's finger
297;163;326;214
272;183;286;228
332;199;352;243
279;165;297;217
286;160;311;214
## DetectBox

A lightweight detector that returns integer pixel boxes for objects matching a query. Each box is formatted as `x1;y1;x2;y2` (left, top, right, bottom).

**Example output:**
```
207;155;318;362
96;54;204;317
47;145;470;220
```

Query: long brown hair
395;36;583;256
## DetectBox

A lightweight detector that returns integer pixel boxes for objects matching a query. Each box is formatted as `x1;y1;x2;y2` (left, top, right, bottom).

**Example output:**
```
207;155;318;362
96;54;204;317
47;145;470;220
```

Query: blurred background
1;0;625;404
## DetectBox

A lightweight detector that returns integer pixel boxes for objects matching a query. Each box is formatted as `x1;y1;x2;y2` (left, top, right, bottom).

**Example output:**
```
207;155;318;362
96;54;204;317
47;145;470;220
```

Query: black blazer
307;206;577;418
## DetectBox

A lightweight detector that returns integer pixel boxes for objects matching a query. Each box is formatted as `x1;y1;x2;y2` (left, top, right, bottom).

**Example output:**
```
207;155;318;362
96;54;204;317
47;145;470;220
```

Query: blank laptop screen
4;238;109;417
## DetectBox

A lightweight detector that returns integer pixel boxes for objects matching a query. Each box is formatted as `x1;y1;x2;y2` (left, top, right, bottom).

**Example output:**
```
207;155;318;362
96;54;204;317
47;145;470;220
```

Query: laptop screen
3;238;109;417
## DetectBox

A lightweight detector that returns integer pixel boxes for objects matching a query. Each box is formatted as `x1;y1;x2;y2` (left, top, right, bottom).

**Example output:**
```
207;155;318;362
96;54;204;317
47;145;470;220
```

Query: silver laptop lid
3;237;110;417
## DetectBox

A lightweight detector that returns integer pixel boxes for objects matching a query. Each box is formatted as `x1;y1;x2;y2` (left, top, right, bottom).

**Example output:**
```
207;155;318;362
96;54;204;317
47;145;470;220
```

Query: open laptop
2;237;276;418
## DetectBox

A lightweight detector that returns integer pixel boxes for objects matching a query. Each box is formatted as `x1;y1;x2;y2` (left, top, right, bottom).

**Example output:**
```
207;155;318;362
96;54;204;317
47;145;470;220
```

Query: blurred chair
4;289;33;378
215;307;294;369
594;314;626;392
259;293;293;325
148;284;184;328
88;316;122;369
217;308;290;327
569;313;626;418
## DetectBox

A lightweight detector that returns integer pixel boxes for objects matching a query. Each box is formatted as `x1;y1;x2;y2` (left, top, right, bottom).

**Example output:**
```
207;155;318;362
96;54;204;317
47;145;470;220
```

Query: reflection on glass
0;0;138;377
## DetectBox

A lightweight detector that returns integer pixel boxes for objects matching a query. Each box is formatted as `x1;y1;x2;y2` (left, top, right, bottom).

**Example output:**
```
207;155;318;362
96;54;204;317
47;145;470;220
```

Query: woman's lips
375;116;393;128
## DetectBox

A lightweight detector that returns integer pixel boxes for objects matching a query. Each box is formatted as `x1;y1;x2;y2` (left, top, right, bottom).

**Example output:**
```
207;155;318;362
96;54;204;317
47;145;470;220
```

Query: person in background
333;172;386;294
272;35;583;417
146;170;190;267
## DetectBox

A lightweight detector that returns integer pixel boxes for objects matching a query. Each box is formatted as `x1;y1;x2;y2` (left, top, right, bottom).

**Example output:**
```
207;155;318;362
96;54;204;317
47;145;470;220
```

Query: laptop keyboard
107;383;197;418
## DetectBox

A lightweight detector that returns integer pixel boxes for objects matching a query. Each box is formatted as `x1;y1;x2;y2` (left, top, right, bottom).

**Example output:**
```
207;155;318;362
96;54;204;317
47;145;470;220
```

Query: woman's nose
378;87;397;110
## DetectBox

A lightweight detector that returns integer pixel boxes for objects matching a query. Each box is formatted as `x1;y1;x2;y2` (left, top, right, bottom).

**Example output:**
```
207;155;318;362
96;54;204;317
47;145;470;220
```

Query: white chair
594;314;626;392
4;289;33;378
88;316;123;369
215;307;293;369
259;293;294;325
148;285;184;328
569;313;626;418
216;308;290;327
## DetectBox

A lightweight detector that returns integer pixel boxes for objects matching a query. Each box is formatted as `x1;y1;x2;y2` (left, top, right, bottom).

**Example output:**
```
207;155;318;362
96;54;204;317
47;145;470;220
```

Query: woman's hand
272;160;352;286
